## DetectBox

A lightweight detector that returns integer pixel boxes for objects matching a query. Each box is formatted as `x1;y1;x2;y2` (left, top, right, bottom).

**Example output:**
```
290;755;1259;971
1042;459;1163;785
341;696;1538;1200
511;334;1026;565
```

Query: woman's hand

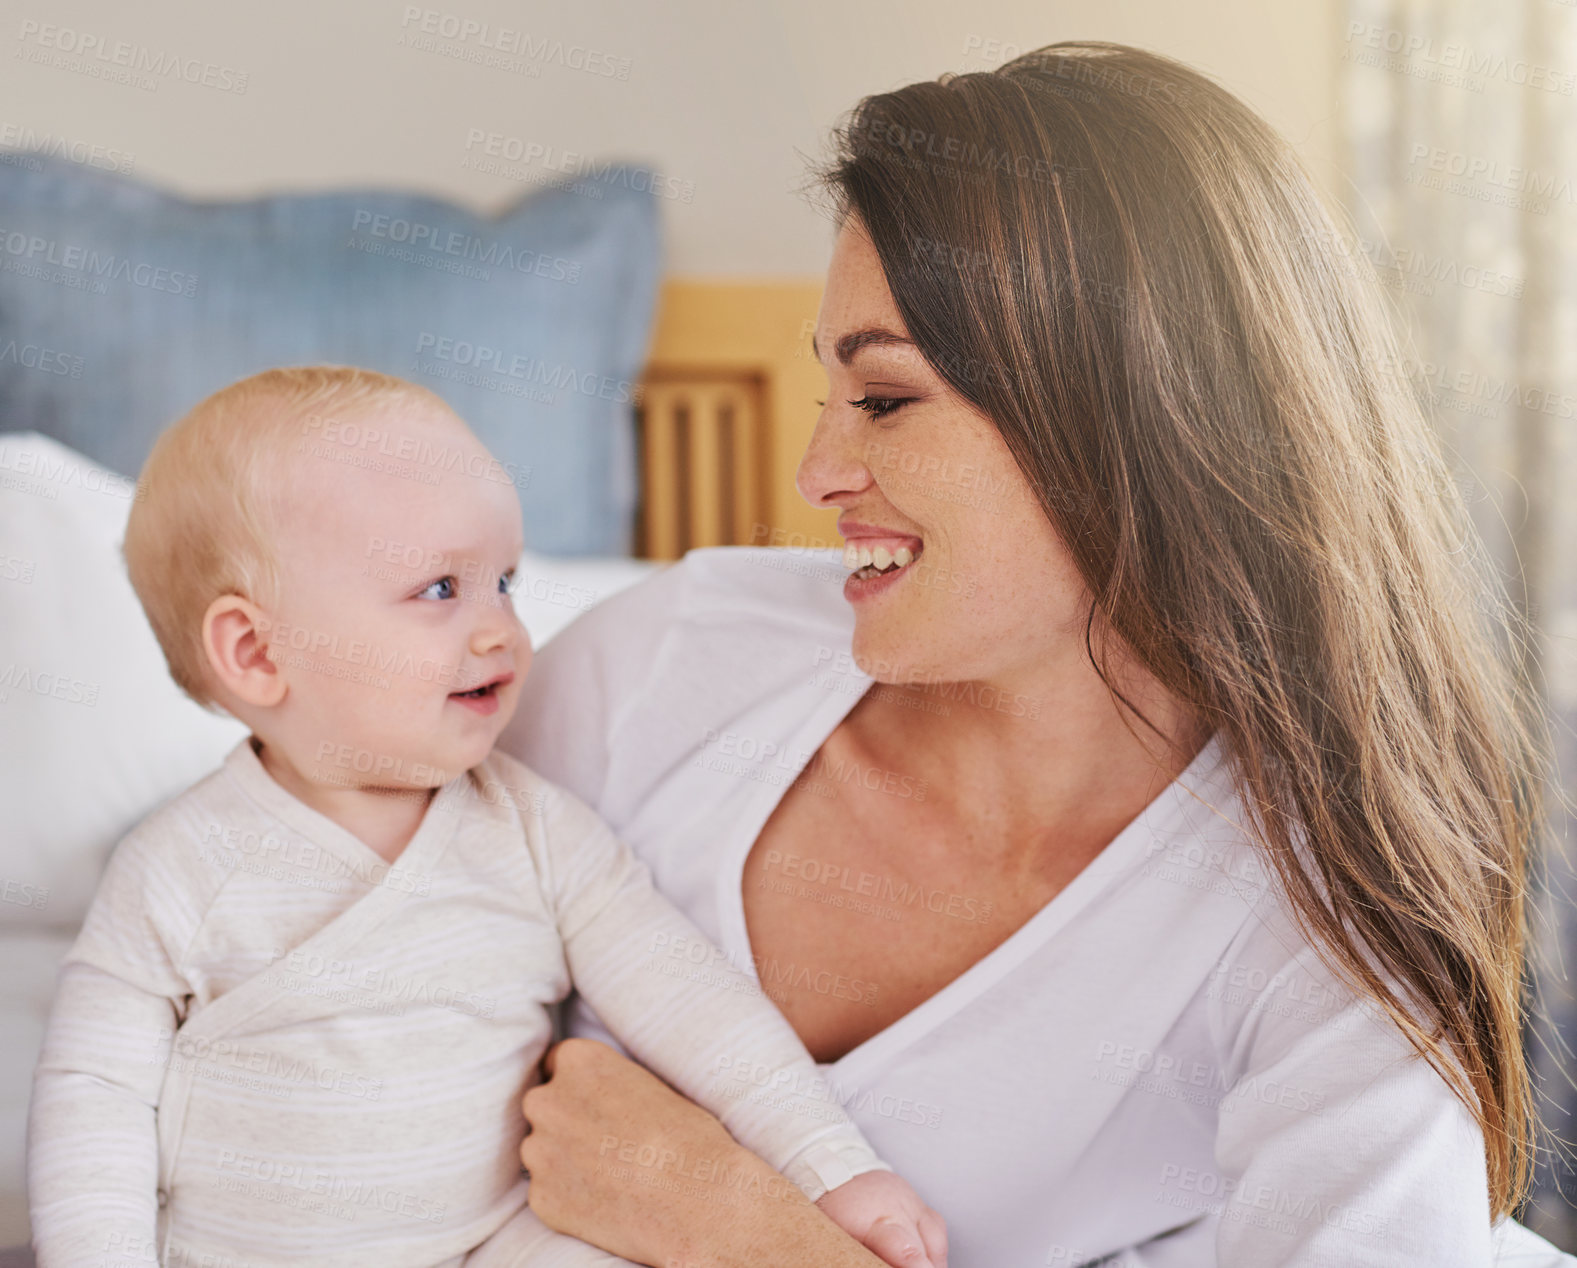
520;1038;891;1267
519;1037;738;1263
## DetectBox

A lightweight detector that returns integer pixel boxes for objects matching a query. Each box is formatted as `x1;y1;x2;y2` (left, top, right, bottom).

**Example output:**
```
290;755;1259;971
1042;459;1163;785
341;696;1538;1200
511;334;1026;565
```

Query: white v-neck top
496;545;1575;1268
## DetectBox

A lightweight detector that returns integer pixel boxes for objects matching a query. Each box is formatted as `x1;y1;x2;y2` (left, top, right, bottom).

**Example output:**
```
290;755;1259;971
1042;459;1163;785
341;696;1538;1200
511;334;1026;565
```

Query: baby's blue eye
417;576;457;601
498;570;517;596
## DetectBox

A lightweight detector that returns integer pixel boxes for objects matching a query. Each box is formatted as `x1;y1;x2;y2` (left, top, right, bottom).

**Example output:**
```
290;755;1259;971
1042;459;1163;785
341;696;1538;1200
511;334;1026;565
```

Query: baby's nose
470;606;521;656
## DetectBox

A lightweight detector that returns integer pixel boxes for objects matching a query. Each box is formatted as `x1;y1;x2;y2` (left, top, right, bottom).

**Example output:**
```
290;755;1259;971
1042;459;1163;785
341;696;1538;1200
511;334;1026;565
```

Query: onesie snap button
156;1187;169;1208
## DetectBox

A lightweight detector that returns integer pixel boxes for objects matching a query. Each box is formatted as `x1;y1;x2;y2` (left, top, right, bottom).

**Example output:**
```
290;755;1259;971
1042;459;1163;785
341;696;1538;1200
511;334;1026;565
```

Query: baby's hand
815;1170;948;1268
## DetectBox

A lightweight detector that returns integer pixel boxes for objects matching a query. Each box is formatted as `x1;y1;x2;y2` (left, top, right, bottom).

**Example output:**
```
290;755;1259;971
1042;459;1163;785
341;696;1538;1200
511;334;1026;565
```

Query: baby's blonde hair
124;366;455;710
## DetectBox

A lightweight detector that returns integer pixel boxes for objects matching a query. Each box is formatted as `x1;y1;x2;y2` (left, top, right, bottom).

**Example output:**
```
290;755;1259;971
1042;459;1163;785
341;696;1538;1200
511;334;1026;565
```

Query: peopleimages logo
398;7;632;80
1344;21;1576;95
1405;144;1577;206
0;226;197;296
0;123;134;173
0;340;84;378
461;130;695;203
414;332;640;403
348;210;582;282
14;20;250;94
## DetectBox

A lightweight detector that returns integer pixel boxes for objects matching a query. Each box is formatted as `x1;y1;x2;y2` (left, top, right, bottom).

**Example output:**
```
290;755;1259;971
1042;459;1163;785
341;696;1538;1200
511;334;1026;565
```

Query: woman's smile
840;519;925;597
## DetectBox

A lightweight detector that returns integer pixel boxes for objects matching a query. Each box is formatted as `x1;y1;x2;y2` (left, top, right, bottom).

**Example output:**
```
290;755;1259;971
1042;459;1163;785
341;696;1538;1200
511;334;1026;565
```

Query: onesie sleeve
27;826;196;1267
495;560;686;1060
523;772;891;1203
1204;898;1497;1267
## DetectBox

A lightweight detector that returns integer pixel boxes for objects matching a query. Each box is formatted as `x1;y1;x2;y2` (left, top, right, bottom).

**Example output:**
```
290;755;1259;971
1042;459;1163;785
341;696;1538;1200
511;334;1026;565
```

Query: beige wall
0;0;1343;276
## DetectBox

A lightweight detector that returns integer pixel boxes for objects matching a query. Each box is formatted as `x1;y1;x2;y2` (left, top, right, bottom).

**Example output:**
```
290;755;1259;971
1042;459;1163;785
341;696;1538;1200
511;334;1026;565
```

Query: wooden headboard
634;280;838;559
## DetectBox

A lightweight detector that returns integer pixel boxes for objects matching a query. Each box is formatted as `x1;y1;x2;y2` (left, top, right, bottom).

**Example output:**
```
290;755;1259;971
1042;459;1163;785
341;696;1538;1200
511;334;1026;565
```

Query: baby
27;367;947;1268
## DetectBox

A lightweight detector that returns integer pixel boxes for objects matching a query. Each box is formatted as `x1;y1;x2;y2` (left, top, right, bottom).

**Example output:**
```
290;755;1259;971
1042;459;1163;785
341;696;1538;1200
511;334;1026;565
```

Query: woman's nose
795;409;874;509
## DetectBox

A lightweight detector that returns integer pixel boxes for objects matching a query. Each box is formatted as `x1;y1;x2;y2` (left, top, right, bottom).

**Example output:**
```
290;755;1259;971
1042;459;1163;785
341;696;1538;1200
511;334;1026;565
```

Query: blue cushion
0;156;661;555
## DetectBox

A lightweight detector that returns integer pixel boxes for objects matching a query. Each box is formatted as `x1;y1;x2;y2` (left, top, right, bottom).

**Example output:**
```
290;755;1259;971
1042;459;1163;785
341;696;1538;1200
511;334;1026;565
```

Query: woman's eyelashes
814;395;912;421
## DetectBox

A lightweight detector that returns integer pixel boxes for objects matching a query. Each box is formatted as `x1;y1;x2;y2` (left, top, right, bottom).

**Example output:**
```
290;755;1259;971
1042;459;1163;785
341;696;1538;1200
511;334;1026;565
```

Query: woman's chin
846;635;918;689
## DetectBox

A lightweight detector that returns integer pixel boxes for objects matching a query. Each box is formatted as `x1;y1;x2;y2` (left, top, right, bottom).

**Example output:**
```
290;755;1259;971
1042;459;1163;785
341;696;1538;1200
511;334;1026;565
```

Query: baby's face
258;397;530;791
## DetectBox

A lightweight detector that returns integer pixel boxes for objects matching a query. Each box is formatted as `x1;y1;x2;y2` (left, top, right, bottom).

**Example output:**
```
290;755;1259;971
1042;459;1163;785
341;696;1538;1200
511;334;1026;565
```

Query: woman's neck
847;653;1209;869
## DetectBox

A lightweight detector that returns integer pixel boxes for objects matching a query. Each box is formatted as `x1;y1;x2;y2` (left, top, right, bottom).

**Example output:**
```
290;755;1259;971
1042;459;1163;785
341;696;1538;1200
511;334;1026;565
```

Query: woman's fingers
519;1048;574;1178
521;1038;593;1130
511;1037;747;1263
520;1047;551;1124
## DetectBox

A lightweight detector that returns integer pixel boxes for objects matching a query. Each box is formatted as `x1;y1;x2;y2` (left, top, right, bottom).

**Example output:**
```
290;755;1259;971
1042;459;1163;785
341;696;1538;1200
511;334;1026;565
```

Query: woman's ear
202;594;286;708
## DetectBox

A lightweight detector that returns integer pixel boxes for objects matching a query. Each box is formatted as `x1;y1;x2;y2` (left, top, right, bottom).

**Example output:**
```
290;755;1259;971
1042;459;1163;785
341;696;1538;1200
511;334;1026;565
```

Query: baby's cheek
337;678;424;746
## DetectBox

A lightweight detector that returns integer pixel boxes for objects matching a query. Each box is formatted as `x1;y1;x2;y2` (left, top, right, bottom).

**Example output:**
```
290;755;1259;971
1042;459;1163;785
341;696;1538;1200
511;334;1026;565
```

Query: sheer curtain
1338;0;1577;1245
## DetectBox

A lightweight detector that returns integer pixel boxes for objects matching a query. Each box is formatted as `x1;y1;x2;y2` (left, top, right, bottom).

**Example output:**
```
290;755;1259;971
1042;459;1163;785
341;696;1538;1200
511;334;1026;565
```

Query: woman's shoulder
643;543;853;625
551;543;851;651
499;545;856;811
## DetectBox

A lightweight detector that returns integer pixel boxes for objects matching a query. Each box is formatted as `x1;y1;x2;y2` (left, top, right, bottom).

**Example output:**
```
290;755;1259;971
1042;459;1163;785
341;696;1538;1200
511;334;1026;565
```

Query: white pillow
0;431;657;933
0;432;248;933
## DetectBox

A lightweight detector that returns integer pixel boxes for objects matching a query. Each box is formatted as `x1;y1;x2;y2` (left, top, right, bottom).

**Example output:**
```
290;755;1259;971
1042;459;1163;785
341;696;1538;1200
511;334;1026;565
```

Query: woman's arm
1207;902;1495;1266
520;1039;890;1268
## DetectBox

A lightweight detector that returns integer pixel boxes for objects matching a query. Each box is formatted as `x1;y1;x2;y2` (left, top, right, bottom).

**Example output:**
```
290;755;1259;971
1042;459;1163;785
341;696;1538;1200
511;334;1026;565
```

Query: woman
497;41;1572;1267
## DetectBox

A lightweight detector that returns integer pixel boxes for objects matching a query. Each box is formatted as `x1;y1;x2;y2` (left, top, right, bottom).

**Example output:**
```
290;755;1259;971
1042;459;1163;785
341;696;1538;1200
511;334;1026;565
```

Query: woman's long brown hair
811;40;1551;1215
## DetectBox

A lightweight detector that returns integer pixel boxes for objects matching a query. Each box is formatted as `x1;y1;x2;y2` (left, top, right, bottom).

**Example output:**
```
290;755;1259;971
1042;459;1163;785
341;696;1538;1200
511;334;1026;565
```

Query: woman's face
799;217;1094;695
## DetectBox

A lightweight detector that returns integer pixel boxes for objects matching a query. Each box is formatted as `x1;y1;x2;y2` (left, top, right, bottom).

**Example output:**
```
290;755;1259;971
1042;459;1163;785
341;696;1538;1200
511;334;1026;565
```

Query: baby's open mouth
450;672;513;701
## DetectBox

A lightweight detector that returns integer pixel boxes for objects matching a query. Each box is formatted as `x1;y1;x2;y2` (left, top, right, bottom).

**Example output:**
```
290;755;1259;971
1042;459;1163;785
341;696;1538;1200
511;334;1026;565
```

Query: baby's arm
525;776;946;1268
28;831;188;1268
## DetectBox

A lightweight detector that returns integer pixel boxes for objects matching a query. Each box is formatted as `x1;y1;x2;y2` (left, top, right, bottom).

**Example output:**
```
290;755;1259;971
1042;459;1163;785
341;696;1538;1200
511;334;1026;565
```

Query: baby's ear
202;595;286;708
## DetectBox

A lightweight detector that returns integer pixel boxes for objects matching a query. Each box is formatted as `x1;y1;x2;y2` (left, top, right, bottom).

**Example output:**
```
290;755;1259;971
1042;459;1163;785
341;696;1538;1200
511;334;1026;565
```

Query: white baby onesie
27;736;889;1267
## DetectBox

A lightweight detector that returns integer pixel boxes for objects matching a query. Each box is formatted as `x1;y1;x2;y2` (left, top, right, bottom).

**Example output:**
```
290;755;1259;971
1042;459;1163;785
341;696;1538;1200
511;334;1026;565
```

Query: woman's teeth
843;543;917;578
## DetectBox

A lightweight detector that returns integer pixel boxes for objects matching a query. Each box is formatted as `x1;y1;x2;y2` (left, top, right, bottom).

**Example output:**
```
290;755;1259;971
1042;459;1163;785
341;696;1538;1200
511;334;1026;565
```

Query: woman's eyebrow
811;327;916;365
